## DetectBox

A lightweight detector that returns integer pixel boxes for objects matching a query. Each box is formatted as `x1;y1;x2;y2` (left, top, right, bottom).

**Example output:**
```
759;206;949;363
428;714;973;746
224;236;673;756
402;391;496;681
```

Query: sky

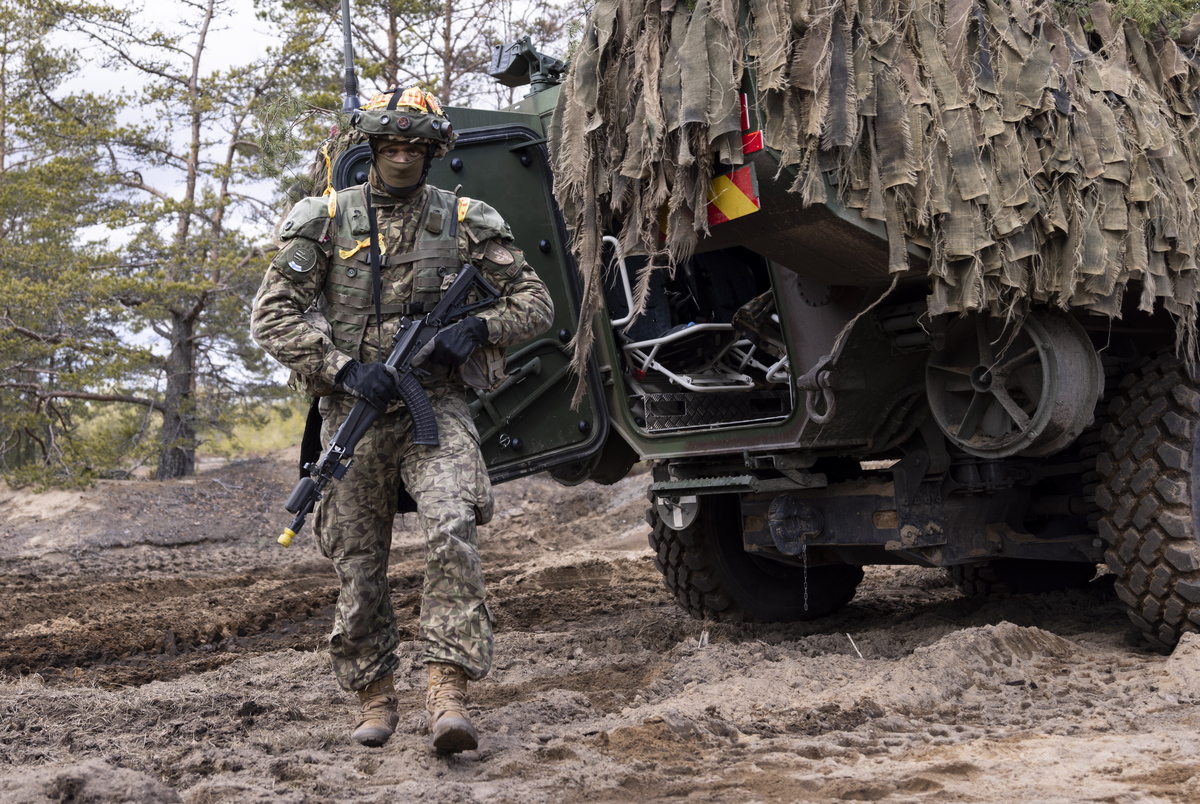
54;1;301;360
62;0;564;100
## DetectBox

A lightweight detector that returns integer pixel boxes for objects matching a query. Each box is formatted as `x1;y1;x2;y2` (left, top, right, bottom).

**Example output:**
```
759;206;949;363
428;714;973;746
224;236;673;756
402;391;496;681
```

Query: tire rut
0;571;341;687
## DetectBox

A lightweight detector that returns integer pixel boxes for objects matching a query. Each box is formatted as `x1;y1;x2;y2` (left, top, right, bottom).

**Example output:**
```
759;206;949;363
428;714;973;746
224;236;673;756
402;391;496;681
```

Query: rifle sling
364;187;385;363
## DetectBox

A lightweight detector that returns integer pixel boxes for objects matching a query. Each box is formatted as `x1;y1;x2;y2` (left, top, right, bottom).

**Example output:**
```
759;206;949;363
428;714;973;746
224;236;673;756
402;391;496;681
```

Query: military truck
326;0;1200;651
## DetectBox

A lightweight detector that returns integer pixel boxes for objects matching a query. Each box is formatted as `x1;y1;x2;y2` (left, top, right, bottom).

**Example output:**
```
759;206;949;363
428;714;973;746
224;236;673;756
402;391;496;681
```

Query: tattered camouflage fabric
553;0;1200;395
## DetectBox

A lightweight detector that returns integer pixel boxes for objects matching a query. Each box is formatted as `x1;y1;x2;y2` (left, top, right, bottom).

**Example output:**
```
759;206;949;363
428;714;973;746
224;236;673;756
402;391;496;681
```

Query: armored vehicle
327;1;1200;651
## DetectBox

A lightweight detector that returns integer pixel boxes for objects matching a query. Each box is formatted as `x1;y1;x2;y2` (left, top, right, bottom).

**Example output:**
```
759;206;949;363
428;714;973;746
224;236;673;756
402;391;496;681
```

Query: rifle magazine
398;372;440;446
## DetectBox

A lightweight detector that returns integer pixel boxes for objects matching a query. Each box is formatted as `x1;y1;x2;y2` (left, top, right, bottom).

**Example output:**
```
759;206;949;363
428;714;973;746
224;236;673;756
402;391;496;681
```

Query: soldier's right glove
335;360;402;411
428;316;489;369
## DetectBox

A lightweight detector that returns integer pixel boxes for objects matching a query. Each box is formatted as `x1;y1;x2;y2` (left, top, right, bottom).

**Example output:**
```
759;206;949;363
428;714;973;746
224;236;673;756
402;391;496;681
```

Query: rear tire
1097;352;1200;650
647;493;862;622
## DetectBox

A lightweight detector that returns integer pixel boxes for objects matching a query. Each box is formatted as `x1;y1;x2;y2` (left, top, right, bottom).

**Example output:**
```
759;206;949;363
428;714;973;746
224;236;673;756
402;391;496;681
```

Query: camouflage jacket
251;182;554;396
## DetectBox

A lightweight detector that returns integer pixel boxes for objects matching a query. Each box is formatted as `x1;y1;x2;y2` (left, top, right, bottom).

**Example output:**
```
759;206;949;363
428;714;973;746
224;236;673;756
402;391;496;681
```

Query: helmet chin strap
370;141;435;197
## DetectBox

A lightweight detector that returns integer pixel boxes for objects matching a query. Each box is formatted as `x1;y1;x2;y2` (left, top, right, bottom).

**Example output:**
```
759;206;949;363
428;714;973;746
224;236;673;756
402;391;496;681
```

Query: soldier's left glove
334;359;402;410
428;316;489;369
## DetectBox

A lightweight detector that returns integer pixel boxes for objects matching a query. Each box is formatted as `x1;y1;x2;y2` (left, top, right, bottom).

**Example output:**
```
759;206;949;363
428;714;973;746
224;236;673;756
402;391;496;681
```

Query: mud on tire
1097;352;1200;650
646;492;863;623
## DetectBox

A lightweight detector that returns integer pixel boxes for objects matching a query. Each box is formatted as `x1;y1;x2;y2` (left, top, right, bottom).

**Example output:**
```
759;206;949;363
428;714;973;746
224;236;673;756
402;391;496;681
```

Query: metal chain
801;538;809;611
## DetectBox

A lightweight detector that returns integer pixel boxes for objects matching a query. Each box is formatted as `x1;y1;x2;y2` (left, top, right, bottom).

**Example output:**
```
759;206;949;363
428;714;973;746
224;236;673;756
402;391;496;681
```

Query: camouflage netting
551;0;1200;400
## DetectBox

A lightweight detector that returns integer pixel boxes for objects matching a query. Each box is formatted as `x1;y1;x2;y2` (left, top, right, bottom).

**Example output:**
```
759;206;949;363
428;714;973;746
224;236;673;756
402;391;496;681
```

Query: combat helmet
350;87;455;196
352;87;456;157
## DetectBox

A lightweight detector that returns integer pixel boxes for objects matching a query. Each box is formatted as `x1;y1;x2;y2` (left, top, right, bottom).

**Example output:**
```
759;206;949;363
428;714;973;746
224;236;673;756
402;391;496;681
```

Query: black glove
429;316;489;369
334;360;401;410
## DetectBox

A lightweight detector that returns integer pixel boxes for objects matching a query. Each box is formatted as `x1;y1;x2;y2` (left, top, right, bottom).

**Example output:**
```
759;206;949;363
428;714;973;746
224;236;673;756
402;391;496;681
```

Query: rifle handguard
285;476;317;514
398;371;439;446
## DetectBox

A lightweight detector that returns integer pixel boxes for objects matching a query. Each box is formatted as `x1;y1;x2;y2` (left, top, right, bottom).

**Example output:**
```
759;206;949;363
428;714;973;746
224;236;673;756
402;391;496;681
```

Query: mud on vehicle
321;3;1200;652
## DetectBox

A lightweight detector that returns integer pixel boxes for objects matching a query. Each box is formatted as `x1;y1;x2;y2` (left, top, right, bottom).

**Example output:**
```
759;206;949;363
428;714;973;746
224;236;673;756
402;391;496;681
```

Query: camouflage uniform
251;176;553;691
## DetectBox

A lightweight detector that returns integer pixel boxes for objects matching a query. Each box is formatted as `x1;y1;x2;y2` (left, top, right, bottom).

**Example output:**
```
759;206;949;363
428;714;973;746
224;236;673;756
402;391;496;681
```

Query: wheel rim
926;312;1099;458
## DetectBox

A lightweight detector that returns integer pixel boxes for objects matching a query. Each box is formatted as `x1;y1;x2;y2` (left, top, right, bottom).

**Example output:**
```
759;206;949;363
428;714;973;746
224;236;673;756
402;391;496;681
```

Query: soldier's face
378;142;426;163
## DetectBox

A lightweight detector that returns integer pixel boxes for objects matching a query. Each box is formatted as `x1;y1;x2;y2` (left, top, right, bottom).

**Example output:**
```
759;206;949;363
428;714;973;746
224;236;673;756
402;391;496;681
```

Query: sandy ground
0;450;1198;803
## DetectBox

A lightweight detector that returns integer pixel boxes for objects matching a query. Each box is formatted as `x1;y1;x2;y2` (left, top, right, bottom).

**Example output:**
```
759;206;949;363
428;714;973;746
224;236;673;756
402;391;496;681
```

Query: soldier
251;87;553;753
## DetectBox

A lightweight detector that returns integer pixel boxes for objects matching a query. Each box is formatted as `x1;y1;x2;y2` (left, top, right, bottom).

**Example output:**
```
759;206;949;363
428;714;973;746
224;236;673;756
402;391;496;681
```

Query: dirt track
1;450;1198;803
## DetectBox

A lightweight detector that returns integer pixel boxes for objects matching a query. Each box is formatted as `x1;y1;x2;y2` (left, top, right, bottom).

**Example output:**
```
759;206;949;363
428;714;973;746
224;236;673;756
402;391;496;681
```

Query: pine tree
0;0;325;482
0;0;143;482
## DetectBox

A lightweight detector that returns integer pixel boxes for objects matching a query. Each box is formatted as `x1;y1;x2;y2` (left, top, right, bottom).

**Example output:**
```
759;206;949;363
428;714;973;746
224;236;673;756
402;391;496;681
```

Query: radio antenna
340;0;361;112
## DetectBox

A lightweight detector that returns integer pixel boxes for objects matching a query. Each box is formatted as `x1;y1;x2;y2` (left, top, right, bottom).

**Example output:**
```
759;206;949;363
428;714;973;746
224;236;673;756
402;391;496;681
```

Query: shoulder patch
483;240;514;266
457;197;471;223
280;241;317;274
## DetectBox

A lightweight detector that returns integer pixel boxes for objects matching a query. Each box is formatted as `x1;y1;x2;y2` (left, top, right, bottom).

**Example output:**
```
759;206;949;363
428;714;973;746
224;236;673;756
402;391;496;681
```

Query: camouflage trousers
313;389;495;692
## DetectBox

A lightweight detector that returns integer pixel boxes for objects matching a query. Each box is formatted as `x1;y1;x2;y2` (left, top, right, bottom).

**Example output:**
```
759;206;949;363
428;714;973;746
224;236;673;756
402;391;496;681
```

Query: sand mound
0;759;181;804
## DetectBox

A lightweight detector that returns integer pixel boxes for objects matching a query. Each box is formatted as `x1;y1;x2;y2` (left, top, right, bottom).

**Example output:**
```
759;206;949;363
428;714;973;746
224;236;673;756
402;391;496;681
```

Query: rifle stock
278;265;500;546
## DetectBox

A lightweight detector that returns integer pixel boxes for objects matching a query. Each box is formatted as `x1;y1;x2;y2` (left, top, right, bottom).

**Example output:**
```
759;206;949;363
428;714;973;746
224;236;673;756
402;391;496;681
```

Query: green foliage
562;5;594;63
276;0;584;108
0;0;309;484
199;396;309;459
255;95;329;182
0;2;139;483
1057;0;1200;36
1116;0;1200;36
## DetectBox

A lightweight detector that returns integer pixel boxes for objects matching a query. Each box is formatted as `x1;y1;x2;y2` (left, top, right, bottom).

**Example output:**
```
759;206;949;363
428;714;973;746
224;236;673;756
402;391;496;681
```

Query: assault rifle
277;265;500;546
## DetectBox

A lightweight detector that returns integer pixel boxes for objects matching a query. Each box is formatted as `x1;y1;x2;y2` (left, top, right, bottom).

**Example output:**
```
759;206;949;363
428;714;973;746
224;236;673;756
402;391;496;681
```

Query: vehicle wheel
946;559;1097;596
646;492;863;622
1097;351;1200;651
926;311;1101;458
1077;424;1104;530
548;459;591;487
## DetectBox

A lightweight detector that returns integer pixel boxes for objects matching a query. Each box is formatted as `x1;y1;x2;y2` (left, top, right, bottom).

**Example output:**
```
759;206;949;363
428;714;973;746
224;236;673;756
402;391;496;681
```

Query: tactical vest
277;183;510;396
318;184;464;358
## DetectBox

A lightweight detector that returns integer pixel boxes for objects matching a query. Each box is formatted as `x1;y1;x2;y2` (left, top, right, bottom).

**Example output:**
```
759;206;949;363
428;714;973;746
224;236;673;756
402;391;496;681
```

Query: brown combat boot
425;662;478;753
351;673;399;747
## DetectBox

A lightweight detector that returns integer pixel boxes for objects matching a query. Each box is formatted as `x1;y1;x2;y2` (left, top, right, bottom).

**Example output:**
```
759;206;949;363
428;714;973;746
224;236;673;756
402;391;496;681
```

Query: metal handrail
603;235;635;327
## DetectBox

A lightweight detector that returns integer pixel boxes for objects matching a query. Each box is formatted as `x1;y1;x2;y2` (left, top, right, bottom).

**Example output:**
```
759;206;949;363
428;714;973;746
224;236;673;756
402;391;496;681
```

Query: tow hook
796;357;838;425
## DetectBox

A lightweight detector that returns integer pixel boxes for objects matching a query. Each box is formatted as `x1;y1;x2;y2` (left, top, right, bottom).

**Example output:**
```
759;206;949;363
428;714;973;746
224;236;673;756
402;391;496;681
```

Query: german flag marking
706;165;760;226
